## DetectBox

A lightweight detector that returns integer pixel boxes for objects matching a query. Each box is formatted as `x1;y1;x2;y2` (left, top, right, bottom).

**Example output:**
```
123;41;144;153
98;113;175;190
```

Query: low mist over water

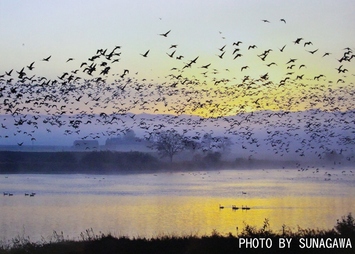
1;168;354;242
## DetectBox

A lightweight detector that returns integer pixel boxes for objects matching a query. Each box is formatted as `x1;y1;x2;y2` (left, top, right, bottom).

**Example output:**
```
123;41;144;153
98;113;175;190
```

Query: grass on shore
0;214;354;254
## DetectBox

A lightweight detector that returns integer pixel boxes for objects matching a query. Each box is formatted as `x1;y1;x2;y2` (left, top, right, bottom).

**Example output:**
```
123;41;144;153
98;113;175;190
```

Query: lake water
1;168;355;243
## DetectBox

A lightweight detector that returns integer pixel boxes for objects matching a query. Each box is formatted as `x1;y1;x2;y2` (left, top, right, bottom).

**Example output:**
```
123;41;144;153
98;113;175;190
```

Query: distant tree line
147;129;233;163
0;149;305;174
0;150;234;173
0;151;159;173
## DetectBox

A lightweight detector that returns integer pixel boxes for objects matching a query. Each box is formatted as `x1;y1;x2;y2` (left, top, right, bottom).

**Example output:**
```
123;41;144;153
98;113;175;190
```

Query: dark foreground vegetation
1;214;354;254
0;150;302;174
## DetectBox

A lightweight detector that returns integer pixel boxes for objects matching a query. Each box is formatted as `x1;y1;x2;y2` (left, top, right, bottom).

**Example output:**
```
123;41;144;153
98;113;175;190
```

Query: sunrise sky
1;0;355;116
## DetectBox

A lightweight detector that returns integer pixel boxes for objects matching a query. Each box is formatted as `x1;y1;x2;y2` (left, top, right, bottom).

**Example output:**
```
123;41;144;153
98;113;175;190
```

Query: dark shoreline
1;214;354;254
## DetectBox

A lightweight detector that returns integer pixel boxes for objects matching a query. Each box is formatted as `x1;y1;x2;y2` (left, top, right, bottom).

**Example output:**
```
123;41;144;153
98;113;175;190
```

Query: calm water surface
1;168;355;242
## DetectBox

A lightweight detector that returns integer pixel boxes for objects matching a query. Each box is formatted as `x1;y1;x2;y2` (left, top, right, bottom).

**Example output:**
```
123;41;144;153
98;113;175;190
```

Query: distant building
73;140;99;151
105;130;150;152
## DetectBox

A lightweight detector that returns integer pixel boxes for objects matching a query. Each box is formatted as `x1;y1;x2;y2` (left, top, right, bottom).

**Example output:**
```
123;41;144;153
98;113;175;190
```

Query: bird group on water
3;192;36;197
219;204;251;210
0;18;354;162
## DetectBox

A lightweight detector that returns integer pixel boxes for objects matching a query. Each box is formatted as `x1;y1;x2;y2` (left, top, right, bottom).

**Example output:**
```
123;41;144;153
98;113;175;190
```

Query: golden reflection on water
1;169;355;241
103;195;354;238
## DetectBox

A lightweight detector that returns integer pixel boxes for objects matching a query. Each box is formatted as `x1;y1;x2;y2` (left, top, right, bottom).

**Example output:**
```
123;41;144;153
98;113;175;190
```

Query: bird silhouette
307;49;318;54
42;55;51;61
279;45;286;52
217;52;225;59
293;38;303;44
27;62;35;70
0;15;354;169
159;30;171;37
140;50;150;57
167;50;176;58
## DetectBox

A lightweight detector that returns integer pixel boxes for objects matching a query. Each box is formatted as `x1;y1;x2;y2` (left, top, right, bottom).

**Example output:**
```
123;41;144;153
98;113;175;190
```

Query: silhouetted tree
148;129;191;163
200;133;233;154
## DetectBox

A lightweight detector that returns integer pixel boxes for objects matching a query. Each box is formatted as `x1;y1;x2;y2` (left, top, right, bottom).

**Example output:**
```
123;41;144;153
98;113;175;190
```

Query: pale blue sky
1;0;354;81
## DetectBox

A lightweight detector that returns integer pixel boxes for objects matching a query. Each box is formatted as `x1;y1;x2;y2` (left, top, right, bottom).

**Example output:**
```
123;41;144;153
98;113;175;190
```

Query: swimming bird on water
242;205;250;210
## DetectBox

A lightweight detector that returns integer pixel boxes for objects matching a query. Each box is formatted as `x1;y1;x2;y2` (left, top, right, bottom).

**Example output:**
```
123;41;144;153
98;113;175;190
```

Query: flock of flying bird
0;18;354;163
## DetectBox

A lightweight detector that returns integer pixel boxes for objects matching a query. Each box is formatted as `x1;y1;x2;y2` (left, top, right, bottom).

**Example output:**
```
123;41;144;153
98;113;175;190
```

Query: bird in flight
280;19;286;23
201;63;211;69
293;38;303;44
286;58;297;64
5;69;13;76
233;53;242;60
140;50;150;57
307;49;318;54
42;55;51;61
27;62;35;70
167;50;176;58
219;45;226;51
279;45;286;52
159;30;171;37
217;51;225;59
241;66;249;71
